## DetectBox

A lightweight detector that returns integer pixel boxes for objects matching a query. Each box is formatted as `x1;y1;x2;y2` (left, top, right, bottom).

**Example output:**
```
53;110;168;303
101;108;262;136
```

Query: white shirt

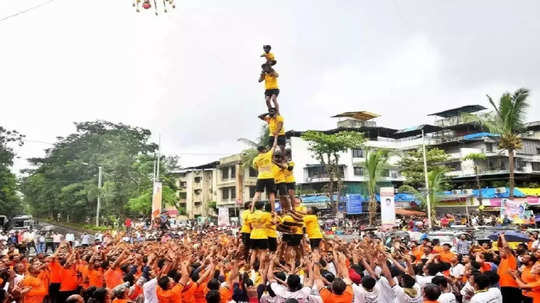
415;275;433;288
450;263;465;278
461;282;475;303
52;234;62;243
439;292;457;303
66;233;75;242
81;234;90;245
352;283;380;303
392;284;423;303
470;289;501;303
143;278;158;303
487;287;502;303
270;282;311;302
377;276;396;303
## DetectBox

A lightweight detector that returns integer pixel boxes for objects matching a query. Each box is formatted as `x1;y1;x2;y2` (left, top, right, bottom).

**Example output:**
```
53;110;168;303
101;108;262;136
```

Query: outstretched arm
258;113;268;121
258;72;265;83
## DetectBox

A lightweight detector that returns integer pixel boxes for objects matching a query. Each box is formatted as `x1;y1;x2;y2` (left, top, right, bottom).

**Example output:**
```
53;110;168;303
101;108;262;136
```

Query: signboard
346;194;363;214
380;187;396;226
218;207;229;226
151;182;162;218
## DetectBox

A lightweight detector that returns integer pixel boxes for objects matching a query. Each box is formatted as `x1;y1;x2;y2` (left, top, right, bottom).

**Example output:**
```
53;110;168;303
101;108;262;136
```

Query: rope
0;0;56;23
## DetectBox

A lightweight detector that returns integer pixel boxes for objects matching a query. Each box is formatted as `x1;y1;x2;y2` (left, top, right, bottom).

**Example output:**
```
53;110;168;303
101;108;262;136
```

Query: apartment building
287;106;540;194
216;154;265;217
173;161;218;219
175;105;540;217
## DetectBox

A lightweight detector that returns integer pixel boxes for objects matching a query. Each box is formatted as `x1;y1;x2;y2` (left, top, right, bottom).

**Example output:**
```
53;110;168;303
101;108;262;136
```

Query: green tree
21;121;179;223
463;153;487;202
400;168;447;220
464;88;530;199
364;149;389;225
398;148;449;189
301;131;365;213
0;126;25;216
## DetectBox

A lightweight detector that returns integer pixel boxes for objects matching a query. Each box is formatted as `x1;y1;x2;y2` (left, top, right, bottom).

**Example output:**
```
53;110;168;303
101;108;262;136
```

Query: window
532;162;540;171
230;166;236;178
537;148;540;155
352;149;364;158
221;168;229;180
306;165;344;179
249;167;258;177
381;169;390;177
517;160;527;171
486;143;494;153
221;188;229;199
353;167;364;176
194;177;201;183
180;181;187;187
230;188;236;199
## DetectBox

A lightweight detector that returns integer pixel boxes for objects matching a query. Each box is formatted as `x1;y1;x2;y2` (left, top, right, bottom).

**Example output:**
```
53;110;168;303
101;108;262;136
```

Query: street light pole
422;129;432;229
96;166;102;226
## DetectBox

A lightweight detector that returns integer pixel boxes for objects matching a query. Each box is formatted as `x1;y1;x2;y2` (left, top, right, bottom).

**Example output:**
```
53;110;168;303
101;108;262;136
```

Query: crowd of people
2;205;540;303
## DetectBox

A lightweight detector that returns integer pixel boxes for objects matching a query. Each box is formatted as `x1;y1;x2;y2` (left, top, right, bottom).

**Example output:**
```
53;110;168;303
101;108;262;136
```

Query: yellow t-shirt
265;216;277;238
240;210;252;233
284;161;295;183
281;215;303;235
249;210;271;240
274;164;286;184
265;115;285;136
264;73;278;90
253;150;274;179
303;215;323;239
264;52;275;61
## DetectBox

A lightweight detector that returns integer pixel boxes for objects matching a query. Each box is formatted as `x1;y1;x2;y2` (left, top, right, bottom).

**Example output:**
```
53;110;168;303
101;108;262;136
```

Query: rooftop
428;105;487;118
331;111;380;121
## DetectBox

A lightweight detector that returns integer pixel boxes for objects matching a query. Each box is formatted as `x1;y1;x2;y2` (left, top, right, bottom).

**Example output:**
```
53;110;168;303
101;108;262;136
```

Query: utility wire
0;0;56;23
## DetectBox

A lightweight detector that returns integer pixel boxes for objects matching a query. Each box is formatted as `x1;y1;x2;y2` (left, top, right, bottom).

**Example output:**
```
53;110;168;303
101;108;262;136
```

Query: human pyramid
241;45;324;271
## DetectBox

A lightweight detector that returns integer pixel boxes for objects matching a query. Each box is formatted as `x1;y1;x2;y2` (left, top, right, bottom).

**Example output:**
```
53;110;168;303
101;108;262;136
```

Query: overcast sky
2;0;540;173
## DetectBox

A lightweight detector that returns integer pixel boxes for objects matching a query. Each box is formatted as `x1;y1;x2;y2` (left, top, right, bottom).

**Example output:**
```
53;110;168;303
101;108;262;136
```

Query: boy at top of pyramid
260;44;276;66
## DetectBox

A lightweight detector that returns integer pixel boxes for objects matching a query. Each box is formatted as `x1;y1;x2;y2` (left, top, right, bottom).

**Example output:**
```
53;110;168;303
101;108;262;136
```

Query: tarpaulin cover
463;132;499;140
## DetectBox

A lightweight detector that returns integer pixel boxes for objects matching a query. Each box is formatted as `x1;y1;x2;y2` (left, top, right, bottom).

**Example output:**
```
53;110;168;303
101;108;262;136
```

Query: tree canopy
21;121;179;223
0;126;25;216
397;147;449;189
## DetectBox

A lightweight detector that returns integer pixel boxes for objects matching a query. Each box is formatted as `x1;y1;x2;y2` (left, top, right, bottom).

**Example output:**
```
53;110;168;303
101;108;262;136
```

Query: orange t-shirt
439;251;456;264
104;268;124;289
112;299;129;303
433;245;442;254
48;260;63;284
157;284;184;303
413;247;424;263
88;268;105;288
59;266;79;291
498;254;518;287
79;264;89;288
22;275;47;303
38;270;50;295
219;286;233;303
320;285;353;303
194;281;209;303
181;282;197;303
480;262;492;273
523;266;536;298
525;276;540;303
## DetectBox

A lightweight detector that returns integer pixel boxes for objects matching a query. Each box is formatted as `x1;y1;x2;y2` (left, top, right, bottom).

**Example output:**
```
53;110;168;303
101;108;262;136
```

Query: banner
151;182;162;218
218;207;229;226
380;187;396;226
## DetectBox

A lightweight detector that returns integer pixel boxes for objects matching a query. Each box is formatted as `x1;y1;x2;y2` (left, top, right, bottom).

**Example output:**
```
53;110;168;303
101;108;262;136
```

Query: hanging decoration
133;0;175;15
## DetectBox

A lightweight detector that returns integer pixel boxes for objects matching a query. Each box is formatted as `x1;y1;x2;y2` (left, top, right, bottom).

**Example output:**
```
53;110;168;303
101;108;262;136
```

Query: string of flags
133;0;175;15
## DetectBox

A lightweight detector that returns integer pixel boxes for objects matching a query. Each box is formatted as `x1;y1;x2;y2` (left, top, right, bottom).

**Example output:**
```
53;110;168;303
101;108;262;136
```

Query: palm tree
364;149;388;226
463;153;487;203
464;88;530;199
400;168;446;221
